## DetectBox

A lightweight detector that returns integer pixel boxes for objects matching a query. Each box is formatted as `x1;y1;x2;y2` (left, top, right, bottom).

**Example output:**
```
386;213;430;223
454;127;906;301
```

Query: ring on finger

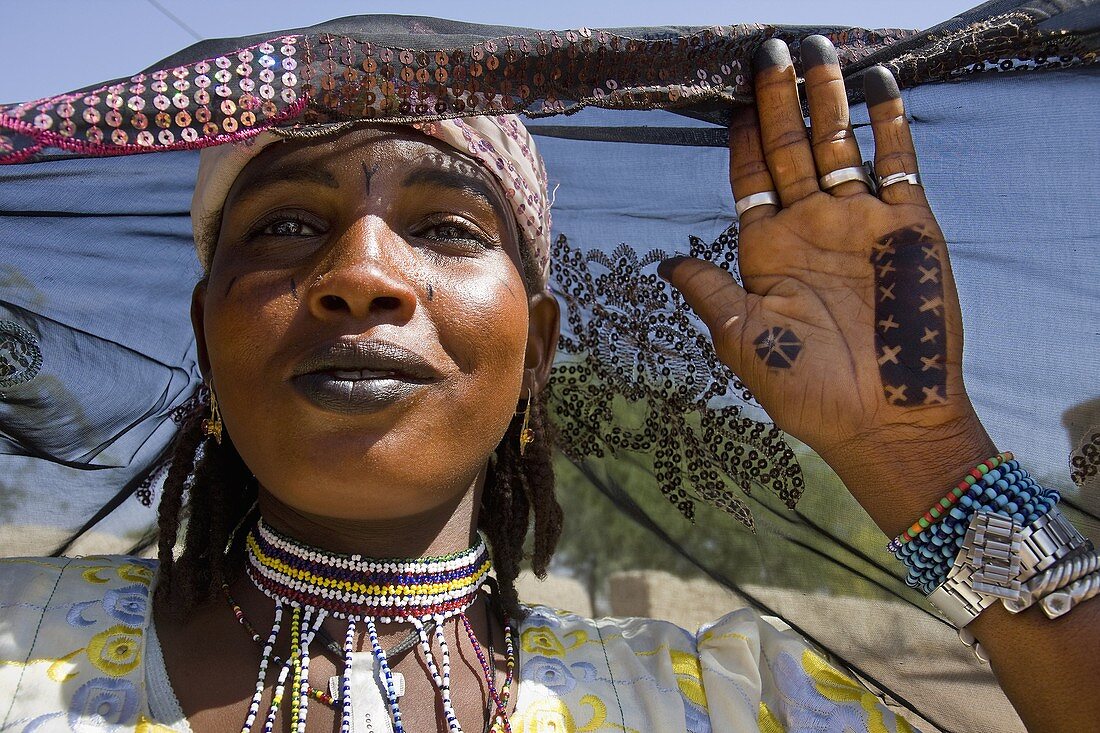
734;191;780;218
877;171;922;190
819;163;876;192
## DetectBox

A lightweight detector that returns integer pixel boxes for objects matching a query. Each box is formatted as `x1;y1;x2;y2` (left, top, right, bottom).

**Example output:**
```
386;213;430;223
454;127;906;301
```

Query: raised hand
659;36;992;486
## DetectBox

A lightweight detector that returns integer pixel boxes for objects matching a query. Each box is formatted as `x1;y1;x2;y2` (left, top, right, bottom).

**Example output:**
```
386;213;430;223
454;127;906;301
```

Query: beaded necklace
242;519;512;733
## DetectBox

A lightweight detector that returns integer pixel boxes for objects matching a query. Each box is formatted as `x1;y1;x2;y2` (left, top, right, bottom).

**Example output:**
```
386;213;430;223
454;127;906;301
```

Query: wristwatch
928;507;1087;628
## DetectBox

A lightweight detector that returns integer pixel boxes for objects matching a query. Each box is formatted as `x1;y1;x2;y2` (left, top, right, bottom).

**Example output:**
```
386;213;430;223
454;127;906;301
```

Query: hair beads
243;519;499;733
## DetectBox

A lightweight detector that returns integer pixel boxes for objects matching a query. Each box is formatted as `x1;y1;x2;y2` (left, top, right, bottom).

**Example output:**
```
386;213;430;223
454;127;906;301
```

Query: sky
1;0;982;103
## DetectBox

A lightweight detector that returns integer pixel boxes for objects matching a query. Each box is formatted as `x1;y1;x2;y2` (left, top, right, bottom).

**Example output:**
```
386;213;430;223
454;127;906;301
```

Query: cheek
203;272;298;408
437;266;528;372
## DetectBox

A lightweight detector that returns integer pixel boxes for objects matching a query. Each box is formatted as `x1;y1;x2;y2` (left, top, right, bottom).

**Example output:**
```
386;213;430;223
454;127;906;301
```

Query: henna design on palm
872;225;947;406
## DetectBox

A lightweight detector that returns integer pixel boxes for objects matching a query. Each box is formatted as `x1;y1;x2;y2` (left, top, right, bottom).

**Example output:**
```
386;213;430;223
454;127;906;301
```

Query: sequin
110;128;128;145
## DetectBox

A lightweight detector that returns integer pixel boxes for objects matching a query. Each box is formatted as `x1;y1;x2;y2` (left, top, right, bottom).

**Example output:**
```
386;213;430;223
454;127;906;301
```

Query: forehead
228;125;501;198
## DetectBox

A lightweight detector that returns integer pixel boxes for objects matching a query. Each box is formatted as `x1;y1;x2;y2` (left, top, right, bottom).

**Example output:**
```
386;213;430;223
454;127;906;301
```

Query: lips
291;339;441;414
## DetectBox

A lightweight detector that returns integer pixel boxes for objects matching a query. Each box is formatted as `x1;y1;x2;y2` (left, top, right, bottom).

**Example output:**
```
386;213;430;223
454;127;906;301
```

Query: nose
305;215;418;323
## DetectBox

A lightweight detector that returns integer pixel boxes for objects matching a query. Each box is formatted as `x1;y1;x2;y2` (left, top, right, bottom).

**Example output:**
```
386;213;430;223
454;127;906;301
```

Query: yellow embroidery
513;697;576;732
117;563;154;584
82;567;111;584
577;694;606;731
87;624;142;676
669;648;708;709
47;648;84;682
758;702;785;733
802;650;914;733
522;627;566;657
136;715;179;733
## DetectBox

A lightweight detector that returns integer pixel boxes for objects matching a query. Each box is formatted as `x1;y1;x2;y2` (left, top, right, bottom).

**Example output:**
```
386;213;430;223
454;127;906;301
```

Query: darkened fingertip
863;65;901;106
754;38;792;71
799;35;838;69
657;256;689;281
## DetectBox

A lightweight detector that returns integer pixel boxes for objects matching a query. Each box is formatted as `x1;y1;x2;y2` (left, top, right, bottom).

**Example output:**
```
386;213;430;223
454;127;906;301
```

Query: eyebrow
231;164;340;207
400;168;505;218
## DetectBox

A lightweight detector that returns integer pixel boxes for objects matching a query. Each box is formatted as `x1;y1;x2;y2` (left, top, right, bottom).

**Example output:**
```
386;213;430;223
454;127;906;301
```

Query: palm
728;194;958;452
659;44;970;458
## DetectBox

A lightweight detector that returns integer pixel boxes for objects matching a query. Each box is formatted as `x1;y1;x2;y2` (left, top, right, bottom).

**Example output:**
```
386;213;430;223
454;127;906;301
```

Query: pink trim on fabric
0;98;308;162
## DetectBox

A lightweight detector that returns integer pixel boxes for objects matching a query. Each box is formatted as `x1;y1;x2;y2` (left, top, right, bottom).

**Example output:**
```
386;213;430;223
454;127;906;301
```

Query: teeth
329;370;400;380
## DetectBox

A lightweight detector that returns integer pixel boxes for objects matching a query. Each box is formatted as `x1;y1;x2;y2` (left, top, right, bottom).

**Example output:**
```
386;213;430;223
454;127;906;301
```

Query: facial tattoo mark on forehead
362;162;377;197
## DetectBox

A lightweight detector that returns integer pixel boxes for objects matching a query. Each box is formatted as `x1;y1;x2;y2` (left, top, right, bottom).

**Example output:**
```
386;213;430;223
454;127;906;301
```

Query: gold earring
517;387;534;456
202;384;223;445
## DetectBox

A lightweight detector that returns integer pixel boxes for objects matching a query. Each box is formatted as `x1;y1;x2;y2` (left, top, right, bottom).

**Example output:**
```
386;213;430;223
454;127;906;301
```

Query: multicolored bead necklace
242;519;511;733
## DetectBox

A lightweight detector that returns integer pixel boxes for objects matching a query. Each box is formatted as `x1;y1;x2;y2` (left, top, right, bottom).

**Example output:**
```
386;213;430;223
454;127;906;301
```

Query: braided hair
155;243;562;622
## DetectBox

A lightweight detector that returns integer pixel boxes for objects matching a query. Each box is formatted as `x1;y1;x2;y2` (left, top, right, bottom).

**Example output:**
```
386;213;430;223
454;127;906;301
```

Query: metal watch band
927;506;1087;628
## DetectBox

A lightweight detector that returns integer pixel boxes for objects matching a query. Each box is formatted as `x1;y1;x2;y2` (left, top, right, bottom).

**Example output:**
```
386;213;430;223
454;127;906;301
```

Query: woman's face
192;126;558;521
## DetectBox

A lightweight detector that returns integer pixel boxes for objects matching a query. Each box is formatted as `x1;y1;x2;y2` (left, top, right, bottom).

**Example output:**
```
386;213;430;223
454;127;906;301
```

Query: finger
864;66;929;208
801;35;868;198
729;105;779;227
657;256;758;375
753;39;819;207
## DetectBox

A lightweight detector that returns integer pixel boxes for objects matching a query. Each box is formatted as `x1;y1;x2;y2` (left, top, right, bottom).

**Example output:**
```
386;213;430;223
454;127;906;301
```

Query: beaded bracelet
890;456;1061;593
898;466;1061;592
888;452;1013;552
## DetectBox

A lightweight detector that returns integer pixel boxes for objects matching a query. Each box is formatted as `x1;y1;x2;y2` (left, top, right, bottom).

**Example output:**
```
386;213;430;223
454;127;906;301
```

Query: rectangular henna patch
871;225;947;407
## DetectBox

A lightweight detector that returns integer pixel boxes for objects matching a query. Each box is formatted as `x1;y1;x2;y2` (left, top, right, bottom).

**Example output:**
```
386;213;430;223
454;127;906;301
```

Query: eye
251;214;324;238
417;218;496;250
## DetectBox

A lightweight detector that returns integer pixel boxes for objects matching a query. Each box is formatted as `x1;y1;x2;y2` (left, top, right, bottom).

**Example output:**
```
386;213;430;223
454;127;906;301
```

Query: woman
1;31;1097;733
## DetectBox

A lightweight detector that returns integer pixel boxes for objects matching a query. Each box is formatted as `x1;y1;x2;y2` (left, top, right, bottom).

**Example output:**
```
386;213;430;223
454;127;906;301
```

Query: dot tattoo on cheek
872;225;948;406
290;277;298;299
426;283;434;301
753;327;802;368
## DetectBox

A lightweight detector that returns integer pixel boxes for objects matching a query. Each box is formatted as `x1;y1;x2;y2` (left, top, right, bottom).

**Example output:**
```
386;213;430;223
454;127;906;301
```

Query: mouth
290;339;441;414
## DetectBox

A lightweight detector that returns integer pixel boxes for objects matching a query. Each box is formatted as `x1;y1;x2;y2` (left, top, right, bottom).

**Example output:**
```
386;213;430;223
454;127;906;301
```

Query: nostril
371;296;402;312
319;294;348;312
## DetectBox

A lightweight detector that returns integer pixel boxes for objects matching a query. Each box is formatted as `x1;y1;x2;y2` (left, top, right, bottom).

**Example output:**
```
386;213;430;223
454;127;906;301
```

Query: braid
480;390;562;621
155;390;255;617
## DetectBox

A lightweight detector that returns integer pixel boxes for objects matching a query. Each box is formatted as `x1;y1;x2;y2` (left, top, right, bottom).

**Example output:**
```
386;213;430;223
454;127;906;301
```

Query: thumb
658;256;756;371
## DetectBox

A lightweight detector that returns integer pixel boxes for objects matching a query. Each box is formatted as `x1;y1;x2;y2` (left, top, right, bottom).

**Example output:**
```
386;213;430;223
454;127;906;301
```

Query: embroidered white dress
0;556;917;733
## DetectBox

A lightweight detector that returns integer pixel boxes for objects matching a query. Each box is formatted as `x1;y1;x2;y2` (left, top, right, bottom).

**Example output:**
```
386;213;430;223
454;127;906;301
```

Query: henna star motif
753;327;803;369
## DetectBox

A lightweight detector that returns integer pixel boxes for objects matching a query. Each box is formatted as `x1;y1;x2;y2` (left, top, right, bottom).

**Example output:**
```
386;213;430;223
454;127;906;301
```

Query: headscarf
190;115;552;285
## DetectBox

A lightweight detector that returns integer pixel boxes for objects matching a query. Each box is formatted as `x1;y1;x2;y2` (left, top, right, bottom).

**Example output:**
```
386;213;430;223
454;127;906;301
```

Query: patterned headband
190;114;552;284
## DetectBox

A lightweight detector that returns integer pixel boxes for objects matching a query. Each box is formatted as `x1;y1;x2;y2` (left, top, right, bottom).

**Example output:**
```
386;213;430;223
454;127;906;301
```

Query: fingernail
657;256;689;281
753;38;791;71
800;35;838;69
864;65;901;106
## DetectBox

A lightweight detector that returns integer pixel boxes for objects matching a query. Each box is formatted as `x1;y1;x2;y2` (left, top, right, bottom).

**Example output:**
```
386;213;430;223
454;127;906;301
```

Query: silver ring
734;191;780;217
877;171;923;189
819;164;875;191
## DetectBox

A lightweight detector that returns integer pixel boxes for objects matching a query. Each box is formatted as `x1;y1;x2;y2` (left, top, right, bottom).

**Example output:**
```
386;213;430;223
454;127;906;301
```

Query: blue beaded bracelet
894;462;1061;593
